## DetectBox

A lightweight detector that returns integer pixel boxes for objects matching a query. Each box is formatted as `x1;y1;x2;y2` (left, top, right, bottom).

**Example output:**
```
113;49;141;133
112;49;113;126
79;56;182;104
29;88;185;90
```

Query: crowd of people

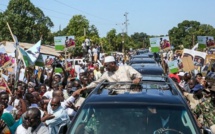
163;51;215;133
0;44;214;134
0;47;135;134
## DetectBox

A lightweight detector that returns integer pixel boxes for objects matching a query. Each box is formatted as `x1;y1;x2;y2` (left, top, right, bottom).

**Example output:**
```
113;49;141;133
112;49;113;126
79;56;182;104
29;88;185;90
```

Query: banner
54;36;75;51
149;38;160;52
26;40;41;63
182;57;195;72
197;36;215;49
160;36;171;51
193;51;207;66
168;60;179;73
205;54;215;64
182;49;194;60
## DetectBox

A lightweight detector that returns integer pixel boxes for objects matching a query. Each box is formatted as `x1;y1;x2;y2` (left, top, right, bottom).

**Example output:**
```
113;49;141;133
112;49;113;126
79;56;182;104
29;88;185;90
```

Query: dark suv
66;80;203;134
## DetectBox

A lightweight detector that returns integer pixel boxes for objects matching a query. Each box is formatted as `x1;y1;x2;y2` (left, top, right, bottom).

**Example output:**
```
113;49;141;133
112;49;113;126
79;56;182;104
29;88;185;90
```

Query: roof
84;81;185;105
2;41;61;56
86;89;184;106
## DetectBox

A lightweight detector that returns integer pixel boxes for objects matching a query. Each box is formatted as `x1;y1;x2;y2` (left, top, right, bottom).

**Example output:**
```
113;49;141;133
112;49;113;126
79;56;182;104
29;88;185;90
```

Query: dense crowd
0;43;214;134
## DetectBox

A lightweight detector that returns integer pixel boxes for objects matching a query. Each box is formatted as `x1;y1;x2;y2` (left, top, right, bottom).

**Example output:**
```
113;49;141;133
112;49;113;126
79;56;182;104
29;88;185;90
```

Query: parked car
65;80;204;134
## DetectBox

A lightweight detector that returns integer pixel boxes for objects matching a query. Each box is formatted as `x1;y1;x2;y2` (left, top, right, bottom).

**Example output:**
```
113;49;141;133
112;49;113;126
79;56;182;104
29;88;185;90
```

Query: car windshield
69;104;197;134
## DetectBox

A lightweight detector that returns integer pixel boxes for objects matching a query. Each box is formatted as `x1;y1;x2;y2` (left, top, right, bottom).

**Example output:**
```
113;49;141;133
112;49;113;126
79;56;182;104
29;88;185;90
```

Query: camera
52;58;62;67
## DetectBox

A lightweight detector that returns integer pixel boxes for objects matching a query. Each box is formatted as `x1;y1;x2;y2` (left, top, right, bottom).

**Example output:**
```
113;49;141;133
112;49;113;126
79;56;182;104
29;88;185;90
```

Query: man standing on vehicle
73;56;142;94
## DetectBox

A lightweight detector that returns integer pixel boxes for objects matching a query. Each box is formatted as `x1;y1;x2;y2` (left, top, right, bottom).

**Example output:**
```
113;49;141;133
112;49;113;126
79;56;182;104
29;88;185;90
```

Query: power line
0;3;116;29
53;0;116;24
39;6;72;17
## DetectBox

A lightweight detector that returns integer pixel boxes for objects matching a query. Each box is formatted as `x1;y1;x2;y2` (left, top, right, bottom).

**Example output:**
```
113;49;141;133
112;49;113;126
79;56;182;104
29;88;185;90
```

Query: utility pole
124;12;129;35
84;28;86;37
123;12;128;61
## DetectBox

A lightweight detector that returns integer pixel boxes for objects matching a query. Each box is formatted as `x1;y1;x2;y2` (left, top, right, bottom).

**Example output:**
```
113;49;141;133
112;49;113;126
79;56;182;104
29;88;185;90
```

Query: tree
169;20;215;50
89;24;99;37
67;15;90;38
0;0;54;44
130;32;149;49
106;29;117;51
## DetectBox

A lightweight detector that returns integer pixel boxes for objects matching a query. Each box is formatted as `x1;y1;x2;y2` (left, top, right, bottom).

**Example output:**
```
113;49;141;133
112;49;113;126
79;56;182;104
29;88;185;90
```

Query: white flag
26;40;41;64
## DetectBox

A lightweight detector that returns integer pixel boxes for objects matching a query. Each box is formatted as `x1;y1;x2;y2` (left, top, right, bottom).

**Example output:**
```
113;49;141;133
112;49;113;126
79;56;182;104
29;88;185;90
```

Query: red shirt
168;73;180;83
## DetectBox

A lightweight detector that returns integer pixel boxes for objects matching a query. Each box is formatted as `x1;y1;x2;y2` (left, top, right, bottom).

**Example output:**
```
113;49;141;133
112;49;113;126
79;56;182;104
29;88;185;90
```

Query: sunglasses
50;104;58;107
25;116;39;121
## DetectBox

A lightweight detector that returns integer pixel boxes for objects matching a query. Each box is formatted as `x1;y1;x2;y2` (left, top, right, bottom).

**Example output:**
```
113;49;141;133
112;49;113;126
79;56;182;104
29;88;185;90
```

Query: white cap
104;56;115;63
55;73;62;78
178;72;185;76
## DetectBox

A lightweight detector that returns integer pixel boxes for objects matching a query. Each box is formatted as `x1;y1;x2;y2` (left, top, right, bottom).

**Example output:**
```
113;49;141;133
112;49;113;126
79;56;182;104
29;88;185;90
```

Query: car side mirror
203;127;212;134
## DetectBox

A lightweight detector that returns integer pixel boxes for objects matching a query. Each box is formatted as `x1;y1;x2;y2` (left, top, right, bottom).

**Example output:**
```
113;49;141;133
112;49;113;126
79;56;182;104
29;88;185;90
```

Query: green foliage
67;46;83;57
67;15;90;37
169;20;215;49
130;32;149;49
0;0;53;44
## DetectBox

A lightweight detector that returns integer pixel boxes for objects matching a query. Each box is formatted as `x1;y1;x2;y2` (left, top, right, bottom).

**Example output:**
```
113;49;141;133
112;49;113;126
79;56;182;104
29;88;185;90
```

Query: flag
19;40;41;67
19;47;33;67
13;34;19;58
26;40;41;63
35;54;44;67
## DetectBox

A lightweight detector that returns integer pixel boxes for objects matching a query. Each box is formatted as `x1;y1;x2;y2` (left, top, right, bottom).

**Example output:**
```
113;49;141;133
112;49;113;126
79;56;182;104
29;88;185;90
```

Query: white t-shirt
88;49;92;56
85;38;90;46
92;48;98;56
75;65;81;79
82;43;86;49
15;124;27;134
43;90;53;99
14;99;20;108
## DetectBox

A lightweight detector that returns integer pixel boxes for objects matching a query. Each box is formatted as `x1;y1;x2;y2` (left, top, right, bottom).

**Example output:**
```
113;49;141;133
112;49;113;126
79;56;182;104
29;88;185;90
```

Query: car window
69;104;196;134
142;76;165;81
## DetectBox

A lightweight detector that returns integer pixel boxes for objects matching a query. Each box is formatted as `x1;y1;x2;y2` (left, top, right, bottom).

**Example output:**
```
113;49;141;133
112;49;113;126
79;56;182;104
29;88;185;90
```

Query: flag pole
6;22;16;42
6;22;19;91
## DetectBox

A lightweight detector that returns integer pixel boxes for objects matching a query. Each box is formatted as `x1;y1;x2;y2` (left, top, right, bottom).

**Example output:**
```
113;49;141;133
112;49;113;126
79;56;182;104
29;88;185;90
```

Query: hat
178;72;185;76
104;56;115;63
55;73;62;78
